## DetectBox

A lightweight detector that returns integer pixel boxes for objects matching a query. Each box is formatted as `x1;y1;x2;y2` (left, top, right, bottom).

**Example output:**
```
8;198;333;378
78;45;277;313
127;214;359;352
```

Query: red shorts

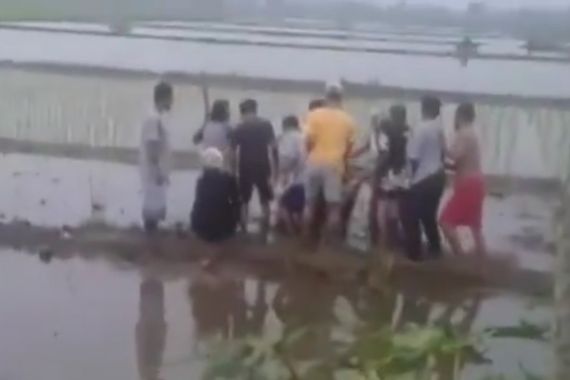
440;174;485;230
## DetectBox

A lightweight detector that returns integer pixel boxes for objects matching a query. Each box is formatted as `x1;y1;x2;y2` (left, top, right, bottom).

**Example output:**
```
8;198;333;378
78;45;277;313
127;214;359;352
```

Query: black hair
390;104;407;126
456;102;476;125
210;99;230;123
154;81;173;106
308;98;325;111
282;115;300;131
421;95;442;119
326;90;342;104
239;98;257;115
378;117;408;175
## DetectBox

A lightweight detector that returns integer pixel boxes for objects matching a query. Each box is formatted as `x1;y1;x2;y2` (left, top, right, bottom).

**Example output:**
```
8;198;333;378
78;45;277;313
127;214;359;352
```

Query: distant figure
277;115;306;233
191;148;240;243
232;99;278;229
304;83;356;239
139;81;173;232
200;99;233;167
403;96;446;260
440;103;486;256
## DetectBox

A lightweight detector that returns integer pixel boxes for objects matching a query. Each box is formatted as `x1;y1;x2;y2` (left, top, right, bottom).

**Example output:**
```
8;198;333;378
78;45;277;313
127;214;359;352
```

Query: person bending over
191;147;241;243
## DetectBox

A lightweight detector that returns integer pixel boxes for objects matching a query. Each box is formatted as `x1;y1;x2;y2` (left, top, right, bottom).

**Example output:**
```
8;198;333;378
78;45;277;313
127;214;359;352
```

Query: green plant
203;324;479;380
484;319;550;342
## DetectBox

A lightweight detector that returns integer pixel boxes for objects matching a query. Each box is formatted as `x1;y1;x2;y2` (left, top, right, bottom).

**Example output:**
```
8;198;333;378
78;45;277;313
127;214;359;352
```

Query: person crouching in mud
139;81;173;233
191;147;241;243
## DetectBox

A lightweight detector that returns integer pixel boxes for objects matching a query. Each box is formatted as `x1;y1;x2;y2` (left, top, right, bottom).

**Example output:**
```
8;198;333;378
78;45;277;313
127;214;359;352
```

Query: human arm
230;128;240;177
350;141;370;159
267;123;279;184
305;112;317;154
445;131;466;170
407;129;421;178
344;116;357;162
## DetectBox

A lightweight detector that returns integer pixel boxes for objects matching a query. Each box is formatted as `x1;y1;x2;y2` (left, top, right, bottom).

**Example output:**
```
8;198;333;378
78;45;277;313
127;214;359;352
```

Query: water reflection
186;269;487;377
136;277;166;380
273;276;336;359
189;272;267;341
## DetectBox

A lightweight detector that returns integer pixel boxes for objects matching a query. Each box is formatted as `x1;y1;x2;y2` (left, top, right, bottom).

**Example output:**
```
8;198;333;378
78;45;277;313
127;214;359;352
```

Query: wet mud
0;152;556;379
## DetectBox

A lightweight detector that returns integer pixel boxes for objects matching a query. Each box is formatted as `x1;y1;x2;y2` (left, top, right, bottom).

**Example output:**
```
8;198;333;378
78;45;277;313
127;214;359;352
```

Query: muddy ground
0;152;557;379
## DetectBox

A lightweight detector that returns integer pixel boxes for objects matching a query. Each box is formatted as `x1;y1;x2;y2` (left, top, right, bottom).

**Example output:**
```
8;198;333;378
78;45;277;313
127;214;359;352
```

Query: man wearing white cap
304;82;356;239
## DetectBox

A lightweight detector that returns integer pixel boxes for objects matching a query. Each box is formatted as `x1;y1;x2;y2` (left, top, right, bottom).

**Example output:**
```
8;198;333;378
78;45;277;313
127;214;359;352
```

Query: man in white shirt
140;81;173;232
402;96;446;260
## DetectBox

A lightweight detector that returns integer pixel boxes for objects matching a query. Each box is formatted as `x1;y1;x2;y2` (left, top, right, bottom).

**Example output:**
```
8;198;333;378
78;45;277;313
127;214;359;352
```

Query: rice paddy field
0;19;565;380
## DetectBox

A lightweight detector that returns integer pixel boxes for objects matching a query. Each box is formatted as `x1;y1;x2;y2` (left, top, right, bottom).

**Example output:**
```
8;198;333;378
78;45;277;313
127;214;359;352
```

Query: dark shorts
280;184;305;214
239;171;274;204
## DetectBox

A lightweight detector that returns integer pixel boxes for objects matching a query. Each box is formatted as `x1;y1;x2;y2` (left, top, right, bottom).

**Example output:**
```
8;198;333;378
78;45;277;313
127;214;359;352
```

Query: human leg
143;218;159;233
440;221;465;256
282;185;305;235
303;164;323;239
377;197;389;250
257;176;274;225
417;172;445;257
471;227;487;257
384;198;401;247
238;173;254;232
142;181;167;233
399;188;422;261
322;165;344;238
368;182;380;246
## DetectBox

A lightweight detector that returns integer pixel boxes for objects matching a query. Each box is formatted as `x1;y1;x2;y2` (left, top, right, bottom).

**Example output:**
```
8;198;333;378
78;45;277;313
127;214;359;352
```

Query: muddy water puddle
0;248;552;380
0;152;557;379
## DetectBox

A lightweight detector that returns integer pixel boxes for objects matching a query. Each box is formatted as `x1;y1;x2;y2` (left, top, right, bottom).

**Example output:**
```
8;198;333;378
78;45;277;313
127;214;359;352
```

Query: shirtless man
440;102;486;256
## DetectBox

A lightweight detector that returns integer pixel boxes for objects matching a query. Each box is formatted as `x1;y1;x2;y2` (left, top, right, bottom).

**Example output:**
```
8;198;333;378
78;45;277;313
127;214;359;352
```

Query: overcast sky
369;0;569;9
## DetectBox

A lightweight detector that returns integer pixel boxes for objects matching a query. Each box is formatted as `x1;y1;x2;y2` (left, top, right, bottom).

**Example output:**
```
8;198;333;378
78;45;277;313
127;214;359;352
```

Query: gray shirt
201;121;232;153
407;118;445;185
278;130;305;184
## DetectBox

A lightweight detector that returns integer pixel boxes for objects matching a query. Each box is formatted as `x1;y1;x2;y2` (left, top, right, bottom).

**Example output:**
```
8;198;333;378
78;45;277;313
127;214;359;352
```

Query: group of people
139;80;486;260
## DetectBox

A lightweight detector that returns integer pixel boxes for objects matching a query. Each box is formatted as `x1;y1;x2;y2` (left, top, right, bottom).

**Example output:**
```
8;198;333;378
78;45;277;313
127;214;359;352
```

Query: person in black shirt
191;148;241;242
232;99;278;229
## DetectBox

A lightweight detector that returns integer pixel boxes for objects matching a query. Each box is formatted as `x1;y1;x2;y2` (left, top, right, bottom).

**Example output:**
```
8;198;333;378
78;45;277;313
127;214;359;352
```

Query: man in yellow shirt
304;84;356;237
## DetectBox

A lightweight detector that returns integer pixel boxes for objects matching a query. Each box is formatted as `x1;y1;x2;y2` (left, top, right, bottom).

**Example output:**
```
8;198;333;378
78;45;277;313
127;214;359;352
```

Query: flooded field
0;152;556;380
0;249;553;380
0;68;568;181
0;20;564;379
0;26;569;97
